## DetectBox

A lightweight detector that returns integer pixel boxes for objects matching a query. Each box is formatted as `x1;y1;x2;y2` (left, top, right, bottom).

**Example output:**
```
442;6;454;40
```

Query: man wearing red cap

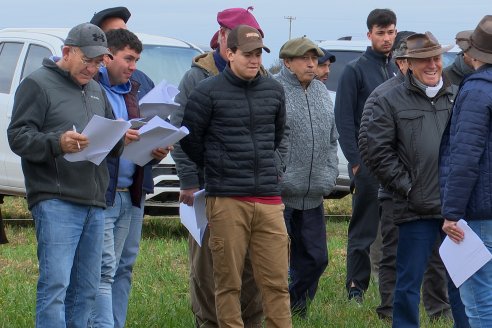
170;7;265;328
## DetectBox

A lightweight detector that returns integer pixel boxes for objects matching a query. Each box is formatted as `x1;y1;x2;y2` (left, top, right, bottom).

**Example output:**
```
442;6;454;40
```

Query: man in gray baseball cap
7;22;123;327
64;22;113;59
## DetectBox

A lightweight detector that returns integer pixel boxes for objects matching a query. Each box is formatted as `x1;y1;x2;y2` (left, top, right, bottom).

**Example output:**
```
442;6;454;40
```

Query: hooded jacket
274;65;339;210
8;58;123;209
440;64;492;222
365;72;457;224
97;68;154;208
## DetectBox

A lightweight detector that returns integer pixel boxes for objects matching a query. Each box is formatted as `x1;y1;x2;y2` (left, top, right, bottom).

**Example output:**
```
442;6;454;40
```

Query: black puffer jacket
364;73;457;224
180;65;286;196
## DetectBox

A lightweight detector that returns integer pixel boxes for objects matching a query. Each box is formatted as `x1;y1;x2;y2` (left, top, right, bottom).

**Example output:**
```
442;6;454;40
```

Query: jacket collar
43;57;88;89
278;64;313;89
405;71;454;99
365;46;392;63
223;64;261;87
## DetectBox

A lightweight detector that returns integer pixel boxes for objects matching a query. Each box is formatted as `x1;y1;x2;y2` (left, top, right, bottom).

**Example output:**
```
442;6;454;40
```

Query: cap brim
238;43;270;53
318;50;336;64
456;30;473;52
80;46;113;59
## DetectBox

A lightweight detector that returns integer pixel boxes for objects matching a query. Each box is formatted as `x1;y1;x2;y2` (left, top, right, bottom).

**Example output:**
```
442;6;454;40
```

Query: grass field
0;196;454;327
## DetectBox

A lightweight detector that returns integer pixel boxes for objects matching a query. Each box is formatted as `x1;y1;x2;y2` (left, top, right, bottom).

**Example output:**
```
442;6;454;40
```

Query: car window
21;44;52;81
138;45;201;86
323;50;363;92
0;42;23;94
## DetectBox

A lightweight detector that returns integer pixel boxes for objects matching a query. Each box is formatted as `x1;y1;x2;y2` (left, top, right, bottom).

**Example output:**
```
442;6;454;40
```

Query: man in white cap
7;23;122;328
440;15;492;327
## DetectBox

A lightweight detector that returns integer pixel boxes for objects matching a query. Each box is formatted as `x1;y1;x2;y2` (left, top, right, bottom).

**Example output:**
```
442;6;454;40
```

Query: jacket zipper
246;86;259;194
81;88;98;200
303;88;314;208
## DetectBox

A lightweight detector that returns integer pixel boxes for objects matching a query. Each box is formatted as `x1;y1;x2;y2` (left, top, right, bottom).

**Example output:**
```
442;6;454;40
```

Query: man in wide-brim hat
362;30;467;327
401;32;453;90
440;14;492;328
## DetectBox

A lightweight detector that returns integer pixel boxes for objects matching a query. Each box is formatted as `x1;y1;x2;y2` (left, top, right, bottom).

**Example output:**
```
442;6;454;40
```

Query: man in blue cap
315;48;336;82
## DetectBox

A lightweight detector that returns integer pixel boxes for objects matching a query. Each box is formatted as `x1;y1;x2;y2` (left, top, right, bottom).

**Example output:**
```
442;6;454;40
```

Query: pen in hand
73;124;81;150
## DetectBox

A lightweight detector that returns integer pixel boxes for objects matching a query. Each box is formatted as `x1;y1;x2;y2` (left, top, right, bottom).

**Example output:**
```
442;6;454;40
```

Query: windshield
138;45;201;87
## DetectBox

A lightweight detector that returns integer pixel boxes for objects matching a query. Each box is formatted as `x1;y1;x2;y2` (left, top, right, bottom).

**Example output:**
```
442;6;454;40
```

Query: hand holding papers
179;190;207;246
64;115;130;165
439;219;492;287
121;115;189;166
139;80;180;119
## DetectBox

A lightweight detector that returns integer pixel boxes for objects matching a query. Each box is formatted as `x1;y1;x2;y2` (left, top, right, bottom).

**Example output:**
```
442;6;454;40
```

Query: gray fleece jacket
8;58;122;209
274;65;339;210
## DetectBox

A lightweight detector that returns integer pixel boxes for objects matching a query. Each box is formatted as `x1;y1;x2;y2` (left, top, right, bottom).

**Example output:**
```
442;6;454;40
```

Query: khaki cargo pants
206;197;292;328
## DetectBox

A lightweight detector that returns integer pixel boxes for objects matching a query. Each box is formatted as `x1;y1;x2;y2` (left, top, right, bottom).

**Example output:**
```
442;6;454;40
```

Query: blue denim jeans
113;197;145;328
393;219;468;328
459;220;492;327
31;199;104;328
393;219;442;328
92;191;133;327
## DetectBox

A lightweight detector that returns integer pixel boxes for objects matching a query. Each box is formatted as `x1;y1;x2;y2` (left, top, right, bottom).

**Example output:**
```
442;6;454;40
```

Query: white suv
0;28;202;213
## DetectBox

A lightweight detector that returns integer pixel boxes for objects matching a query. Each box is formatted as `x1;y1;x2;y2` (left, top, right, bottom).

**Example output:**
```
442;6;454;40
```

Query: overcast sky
2;1;490;67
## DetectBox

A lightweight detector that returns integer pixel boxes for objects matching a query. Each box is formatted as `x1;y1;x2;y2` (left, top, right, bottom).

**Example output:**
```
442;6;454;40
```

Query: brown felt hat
456;15;492;64
402;31;452;59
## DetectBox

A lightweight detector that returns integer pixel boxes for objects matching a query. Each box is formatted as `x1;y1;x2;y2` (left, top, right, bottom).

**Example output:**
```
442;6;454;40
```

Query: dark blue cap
318;48;336;64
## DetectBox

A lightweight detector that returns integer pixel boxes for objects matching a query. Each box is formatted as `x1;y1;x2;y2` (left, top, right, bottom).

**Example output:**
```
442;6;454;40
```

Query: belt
116;188;129;192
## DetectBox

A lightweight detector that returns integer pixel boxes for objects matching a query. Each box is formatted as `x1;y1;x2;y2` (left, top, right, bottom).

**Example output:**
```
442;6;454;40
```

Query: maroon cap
210;6;264;49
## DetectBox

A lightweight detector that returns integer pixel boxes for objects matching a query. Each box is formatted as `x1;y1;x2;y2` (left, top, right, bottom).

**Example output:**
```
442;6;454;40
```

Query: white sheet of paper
179;190;207;246
439;219;492;287
121;116;188;166
139;80;180;119
64;115;130;165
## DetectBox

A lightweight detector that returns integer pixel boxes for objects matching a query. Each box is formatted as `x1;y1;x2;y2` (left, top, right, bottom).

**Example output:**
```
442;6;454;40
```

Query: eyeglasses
71;48;105;69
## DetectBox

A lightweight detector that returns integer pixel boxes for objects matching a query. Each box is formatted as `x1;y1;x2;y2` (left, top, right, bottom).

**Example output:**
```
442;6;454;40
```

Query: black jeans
346;163;379;292
284;204;328;311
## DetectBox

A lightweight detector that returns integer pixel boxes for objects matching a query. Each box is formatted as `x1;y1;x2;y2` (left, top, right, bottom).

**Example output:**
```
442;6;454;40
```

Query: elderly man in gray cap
362;31;468;327
440;15;492;327
7;23;121;328
274;37;339;318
